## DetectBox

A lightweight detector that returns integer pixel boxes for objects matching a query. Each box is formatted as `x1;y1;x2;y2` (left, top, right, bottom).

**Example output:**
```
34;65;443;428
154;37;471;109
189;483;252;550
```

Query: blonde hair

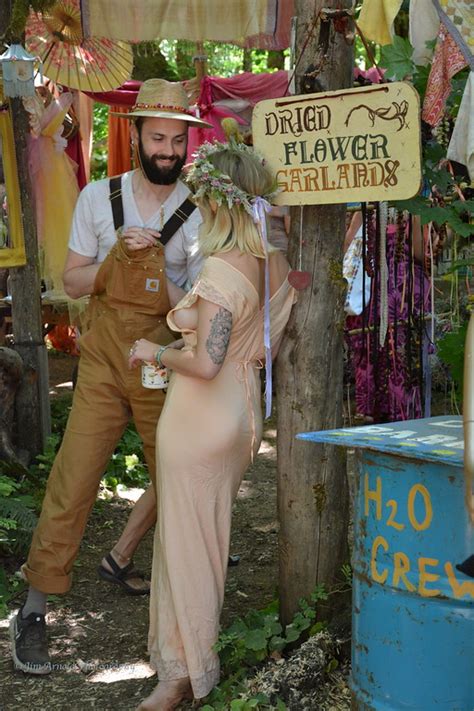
195;148;276;258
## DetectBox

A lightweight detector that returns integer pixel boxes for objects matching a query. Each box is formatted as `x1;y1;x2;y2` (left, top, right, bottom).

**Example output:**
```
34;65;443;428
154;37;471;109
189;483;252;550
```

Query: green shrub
202;587;329;710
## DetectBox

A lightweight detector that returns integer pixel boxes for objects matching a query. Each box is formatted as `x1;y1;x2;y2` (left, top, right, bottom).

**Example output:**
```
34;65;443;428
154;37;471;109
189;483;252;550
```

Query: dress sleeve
166;257;237;333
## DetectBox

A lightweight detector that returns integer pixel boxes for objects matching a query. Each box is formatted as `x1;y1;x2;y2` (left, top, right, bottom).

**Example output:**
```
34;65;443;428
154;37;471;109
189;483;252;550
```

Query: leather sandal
97;553;150;595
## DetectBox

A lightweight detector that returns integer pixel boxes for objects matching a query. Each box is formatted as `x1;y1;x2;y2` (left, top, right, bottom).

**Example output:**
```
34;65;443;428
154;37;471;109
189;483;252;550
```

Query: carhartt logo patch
145;278;160;292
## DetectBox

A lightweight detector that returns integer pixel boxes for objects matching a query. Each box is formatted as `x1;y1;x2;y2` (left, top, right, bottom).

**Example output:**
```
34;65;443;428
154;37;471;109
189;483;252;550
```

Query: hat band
133;102;194;116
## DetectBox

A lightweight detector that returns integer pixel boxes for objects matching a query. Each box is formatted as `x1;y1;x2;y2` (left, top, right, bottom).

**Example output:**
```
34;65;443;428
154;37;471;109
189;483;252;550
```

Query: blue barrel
298;416;474;710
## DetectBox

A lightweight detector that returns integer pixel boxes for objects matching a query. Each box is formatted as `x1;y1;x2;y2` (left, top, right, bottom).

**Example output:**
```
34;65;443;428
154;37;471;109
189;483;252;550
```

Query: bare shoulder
213;249;254;267
212;249;259;274
213;249;260;289
269;250;290;279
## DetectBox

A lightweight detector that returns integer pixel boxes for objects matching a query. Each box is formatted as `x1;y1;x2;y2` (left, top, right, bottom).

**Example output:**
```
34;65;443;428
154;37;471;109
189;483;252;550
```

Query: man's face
133;117;188;185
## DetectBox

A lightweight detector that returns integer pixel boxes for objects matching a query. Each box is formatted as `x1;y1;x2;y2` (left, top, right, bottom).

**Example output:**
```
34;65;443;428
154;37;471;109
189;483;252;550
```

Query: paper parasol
26;0;133;92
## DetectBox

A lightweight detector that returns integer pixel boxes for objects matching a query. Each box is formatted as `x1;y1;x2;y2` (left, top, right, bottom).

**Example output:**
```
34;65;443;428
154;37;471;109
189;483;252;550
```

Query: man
10;79;211;674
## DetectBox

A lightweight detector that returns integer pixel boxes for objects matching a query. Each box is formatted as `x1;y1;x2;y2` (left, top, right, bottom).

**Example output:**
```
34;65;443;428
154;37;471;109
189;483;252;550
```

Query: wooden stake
277;0;353;625
9;96;51;458
193;41;208;83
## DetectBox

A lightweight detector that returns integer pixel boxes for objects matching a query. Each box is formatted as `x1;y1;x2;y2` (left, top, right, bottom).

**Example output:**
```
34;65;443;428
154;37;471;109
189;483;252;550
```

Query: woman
128;140;296;710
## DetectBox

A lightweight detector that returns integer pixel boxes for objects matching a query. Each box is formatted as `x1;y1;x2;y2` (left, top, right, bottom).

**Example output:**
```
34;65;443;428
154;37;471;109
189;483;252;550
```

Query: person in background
267;204;290;255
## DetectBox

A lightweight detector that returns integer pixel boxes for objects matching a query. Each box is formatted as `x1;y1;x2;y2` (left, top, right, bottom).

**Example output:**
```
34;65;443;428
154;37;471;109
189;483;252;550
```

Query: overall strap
109;179;196;243
160;198;197;246
109;175;124;231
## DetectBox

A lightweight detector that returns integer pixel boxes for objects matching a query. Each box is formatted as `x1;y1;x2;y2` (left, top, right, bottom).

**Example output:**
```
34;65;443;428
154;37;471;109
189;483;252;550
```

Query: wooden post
193;41;207;83
9;96;51;458
276;0;353;624
1;3;51;458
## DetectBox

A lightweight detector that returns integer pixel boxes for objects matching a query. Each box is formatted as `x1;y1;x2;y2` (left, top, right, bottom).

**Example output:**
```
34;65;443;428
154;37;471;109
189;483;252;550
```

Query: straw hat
112;78;212;128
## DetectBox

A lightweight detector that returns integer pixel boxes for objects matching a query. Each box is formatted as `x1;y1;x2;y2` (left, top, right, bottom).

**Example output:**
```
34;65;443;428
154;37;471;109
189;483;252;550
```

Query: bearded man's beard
137;139;186;185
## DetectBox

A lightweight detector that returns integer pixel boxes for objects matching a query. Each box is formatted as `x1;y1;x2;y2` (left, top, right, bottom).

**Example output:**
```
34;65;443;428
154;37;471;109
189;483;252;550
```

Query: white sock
22;586;47;617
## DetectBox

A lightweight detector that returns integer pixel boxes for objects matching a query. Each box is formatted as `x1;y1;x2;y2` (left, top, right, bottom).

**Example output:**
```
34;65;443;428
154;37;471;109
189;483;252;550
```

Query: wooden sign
252;82;422;206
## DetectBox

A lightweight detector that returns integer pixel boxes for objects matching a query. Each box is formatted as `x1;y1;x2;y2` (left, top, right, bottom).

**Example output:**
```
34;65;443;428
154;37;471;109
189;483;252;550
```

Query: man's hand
122;227;161;251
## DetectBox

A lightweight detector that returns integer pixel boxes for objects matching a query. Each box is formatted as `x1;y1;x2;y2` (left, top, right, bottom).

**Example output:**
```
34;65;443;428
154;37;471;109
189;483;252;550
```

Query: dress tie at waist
235;359;263;463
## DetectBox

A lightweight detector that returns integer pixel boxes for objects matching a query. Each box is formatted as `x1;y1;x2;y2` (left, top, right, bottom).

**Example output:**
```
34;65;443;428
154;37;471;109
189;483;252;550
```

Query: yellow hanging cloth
357;0;404;46
24;91;80;295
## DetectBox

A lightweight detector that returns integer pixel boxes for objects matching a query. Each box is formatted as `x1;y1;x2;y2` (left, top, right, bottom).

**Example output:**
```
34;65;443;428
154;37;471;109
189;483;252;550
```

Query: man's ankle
22;586;47;618
110;548;132;566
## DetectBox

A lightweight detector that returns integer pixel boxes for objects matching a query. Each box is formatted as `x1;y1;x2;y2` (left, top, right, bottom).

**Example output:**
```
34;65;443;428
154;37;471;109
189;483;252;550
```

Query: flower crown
186;140;278;215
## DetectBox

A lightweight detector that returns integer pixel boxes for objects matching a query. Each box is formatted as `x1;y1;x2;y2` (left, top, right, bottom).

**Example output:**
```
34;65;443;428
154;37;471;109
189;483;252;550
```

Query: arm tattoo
205;307;232;365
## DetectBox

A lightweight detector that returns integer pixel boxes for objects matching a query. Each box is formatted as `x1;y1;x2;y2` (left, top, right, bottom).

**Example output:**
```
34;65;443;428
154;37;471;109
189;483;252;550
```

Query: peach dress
148;255;296;699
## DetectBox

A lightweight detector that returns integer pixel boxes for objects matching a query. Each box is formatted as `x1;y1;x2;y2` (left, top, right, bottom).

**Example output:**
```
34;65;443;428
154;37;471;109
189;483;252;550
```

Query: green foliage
50;395;73;435
132;43;179;82
437;322;468;399
380;36;414;80
202;587;328;709
102;423;149;490
91;103;110;182
6;0;56;39
379;37;472;238
22;395;149;493
0;474;37;555
0;472;38;617
0;566;24;619
159;40;286;79
341;563;352;587
392;197;474;239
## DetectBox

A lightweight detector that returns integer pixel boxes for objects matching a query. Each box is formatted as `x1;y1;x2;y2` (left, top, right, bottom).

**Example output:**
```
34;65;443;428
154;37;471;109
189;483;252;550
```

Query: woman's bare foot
136;678;193;710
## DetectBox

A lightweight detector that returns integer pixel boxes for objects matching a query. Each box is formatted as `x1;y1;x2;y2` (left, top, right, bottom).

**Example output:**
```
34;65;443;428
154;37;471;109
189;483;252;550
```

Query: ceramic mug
141;362;169;389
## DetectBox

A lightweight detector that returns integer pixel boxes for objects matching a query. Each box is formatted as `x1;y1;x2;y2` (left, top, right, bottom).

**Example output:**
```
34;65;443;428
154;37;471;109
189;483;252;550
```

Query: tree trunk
277;0;353;624
1;0;52;459
9;95;51;459
0;346;29;473
242;48;253;73
267;50;286;71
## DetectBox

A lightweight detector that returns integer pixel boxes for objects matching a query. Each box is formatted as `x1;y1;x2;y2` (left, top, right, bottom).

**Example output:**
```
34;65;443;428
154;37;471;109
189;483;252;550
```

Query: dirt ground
1;352;329;711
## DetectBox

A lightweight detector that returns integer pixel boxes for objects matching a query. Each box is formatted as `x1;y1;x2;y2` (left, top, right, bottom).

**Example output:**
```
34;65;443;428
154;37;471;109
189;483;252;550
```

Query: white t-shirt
69;171;203;287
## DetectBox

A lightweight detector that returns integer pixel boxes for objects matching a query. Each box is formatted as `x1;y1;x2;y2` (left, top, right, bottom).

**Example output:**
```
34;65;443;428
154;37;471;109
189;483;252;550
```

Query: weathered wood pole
9;96;51;458
1;4;51;457
276;0;353;624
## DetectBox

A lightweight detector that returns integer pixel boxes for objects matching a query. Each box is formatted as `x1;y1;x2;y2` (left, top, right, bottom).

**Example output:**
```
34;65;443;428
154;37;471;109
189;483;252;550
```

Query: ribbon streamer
252;196;273;419
379;201;389;346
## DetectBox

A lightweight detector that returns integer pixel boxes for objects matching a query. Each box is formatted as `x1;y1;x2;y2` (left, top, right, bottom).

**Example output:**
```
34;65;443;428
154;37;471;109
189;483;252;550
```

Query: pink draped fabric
207;70;289;103
83;80;142;107
189;71;289;157
84;72;289;163
65;133;88;189
422;28;467;126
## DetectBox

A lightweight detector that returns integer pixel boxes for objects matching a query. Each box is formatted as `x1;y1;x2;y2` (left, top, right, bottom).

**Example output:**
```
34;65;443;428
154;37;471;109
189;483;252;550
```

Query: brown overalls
23;240;174;593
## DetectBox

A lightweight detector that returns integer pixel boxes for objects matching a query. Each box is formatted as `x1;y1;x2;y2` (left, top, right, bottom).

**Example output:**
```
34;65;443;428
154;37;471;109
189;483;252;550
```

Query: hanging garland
345;205;433;423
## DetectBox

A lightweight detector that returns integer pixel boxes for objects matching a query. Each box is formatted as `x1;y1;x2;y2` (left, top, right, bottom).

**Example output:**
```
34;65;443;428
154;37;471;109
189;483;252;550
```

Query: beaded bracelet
155;345;169;368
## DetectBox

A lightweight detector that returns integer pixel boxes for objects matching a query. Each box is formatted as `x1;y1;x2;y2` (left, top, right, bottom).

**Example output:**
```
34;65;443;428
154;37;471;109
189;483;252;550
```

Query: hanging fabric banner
80;0;293;49
252;82;422;205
